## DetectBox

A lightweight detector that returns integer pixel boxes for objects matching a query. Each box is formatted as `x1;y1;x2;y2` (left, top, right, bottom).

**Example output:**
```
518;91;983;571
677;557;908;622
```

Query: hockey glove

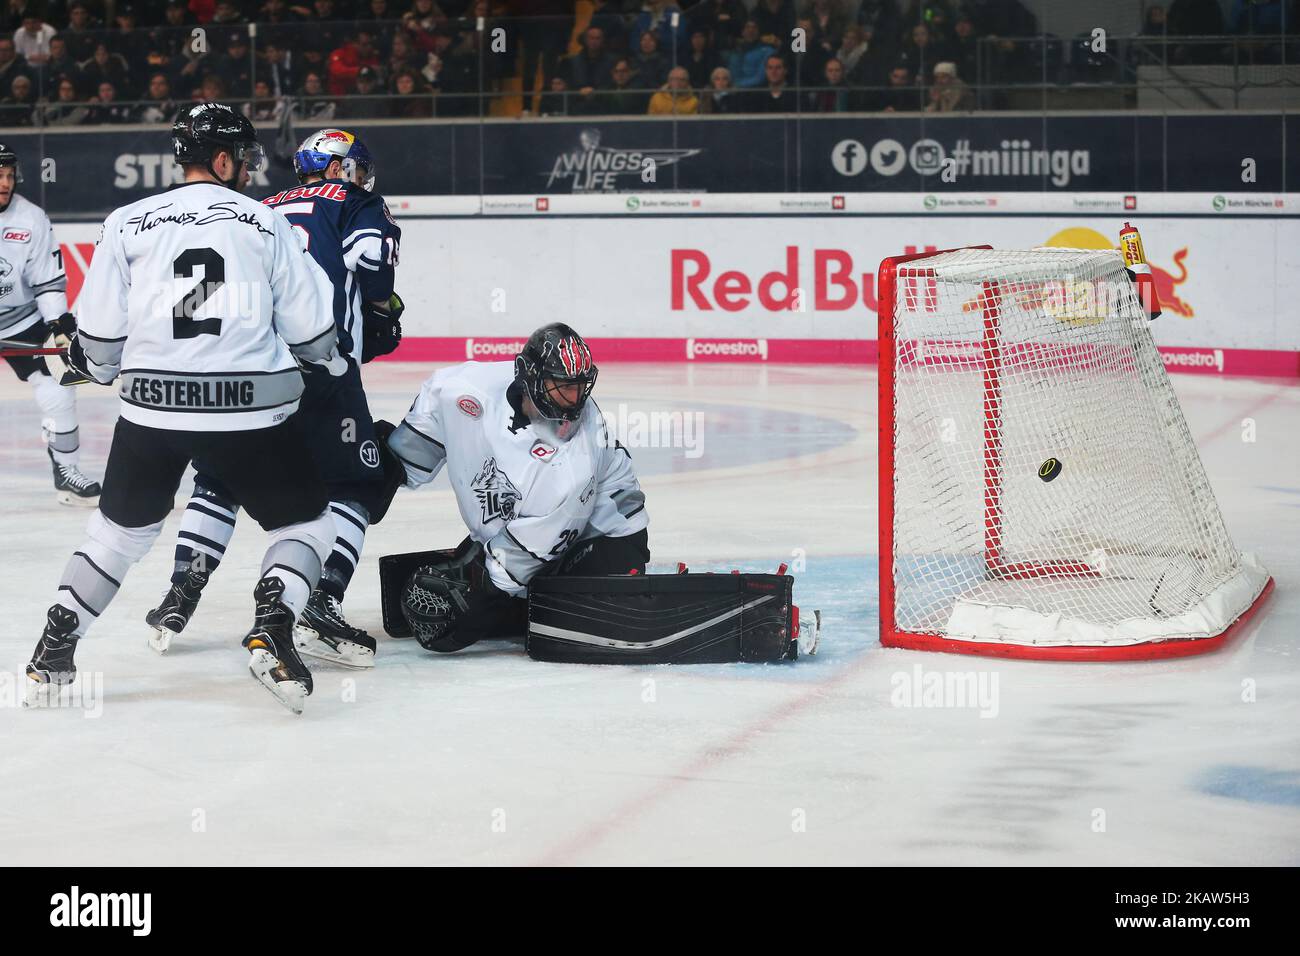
361;292;404;363
45;312;77;348
59;333;100;386
403;567;474;652
368;419;407;525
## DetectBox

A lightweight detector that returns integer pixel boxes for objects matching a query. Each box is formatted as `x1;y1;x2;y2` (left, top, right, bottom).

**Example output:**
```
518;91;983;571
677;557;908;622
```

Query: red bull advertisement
48;196;1300;376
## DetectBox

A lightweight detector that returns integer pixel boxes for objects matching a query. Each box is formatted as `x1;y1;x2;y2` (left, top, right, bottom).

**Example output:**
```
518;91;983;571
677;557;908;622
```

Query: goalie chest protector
527;573;797;664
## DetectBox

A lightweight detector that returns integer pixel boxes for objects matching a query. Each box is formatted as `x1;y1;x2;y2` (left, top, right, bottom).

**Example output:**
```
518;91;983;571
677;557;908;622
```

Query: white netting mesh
887;247;1267;647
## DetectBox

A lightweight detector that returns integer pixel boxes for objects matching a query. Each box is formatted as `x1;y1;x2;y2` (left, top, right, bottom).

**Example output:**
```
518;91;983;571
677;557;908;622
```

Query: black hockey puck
1038;457;1063;482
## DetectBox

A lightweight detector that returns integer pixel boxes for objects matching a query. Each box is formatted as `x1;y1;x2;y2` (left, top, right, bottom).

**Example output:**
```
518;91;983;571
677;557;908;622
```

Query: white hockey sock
172;481;239;583
258;509;334;619
321;500;369;600
55;512;164;636
31;372;79;466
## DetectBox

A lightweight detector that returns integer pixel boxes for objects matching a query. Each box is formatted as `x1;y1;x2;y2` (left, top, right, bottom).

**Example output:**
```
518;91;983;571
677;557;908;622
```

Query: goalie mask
513;323;598;424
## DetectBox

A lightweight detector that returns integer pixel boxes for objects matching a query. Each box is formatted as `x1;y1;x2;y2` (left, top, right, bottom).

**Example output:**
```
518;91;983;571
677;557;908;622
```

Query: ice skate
50;448;100;507
24;605;80;708
293;589;376;669
145;568;209;653
243;579;313;715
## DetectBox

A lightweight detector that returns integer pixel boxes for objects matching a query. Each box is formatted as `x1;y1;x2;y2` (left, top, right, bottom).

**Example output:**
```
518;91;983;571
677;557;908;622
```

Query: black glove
61;333;98;386
368;419;406;525
401;540;521;653
46;312;76;347
404;569;475;652
361;292;404;363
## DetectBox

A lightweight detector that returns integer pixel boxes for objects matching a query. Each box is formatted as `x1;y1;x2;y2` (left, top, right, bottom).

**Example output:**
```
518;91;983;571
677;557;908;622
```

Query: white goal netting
885;247;1268;649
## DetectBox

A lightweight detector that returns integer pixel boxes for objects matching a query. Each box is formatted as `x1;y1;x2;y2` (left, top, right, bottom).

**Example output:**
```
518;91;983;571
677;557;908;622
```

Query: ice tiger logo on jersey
0;255;12;297
472;458;521;523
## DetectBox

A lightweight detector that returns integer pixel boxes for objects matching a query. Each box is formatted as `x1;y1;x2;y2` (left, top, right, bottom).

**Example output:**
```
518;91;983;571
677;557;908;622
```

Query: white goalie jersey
0;193;68;338
389;361;649;597
73;181;339;432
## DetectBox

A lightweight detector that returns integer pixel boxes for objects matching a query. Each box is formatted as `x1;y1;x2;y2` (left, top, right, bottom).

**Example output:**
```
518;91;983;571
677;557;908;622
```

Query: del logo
457;395;481;418
530;440;556;460
49;886;152;936
472;457;520;523
3;228;30;241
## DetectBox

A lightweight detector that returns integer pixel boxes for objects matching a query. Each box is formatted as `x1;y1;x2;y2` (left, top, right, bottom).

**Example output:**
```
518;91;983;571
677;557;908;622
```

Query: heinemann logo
49;886;151;936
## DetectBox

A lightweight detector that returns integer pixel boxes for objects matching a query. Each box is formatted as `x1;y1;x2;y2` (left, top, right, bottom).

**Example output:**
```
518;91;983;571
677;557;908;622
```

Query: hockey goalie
377;323;650;651
375;323;801;664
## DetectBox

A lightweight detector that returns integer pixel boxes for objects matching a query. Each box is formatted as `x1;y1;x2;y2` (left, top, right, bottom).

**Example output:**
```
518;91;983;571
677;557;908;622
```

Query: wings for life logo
546;128;702;193
472;457;521;524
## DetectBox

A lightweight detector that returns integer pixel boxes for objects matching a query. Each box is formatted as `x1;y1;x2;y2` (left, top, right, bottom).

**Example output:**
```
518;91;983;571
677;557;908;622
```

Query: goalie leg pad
527;573;797;664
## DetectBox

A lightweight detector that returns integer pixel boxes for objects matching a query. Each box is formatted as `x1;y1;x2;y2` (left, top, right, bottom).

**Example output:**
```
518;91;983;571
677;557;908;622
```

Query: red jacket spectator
327;31;383;96
188;0;215;23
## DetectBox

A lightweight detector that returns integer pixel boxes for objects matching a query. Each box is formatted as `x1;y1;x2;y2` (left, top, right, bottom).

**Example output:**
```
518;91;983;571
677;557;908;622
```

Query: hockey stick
1;347;63;357
1;336;65;358
0;336;91;384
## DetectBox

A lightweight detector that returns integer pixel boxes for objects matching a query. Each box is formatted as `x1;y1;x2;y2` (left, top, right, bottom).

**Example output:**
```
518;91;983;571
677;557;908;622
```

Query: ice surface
0;362;1297;865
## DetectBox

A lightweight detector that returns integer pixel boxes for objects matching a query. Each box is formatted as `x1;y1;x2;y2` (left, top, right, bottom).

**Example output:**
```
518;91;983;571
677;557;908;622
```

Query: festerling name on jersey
124;375;255;408
119;369;304;414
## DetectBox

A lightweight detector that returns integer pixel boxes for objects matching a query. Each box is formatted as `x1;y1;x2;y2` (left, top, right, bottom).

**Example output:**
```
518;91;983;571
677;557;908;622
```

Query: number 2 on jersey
172;247;225;339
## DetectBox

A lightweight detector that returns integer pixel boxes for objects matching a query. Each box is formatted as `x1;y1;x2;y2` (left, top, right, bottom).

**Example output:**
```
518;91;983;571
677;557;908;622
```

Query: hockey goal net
878;246;1271;660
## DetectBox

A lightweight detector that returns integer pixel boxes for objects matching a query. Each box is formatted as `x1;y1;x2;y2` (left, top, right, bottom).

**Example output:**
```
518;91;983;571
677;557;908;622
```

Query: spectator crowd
0;0;1292;126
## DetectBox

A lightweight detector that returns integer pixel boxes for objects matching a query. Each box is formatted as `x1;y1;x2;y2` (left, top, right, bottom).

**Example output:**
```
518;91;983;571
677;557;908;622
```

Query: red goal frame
876;248;1274;661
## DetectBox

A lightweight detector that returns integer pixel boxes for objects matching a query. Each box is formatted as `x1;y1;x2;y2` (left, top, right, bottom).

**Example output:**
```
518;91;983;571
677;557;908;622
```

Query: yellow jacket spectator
648;67;700;115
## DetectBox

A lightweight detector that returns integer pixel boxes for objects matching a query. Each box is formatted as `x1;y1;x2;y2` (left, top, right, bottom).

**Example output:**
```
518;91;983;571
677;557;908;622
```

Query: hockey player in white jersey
24;103;345;714
0;143;102;505
379;323;649;651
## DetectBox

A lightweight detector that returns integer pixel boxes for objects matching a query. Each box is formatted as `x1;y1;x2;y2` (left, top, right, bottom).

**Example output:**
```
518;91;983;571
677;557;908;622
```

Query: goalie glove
401;540;497;652
361;292;404;363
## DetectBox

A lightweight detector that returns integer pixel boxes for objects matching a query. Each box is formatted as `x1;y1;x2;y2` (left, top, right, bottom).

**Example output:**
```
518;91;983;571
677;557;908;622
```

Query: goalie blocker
378;550;798;664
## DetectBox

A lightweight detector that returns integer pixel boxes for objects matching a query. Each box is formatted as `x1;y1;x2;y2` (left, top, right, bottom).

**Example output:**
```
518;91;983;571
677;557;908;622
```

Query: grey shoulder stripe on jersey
77;332;125;368
612;488;646;518
78;329;128;343
400;421;445;449
31;276;67;291
389;423;446;472
286;325;336;362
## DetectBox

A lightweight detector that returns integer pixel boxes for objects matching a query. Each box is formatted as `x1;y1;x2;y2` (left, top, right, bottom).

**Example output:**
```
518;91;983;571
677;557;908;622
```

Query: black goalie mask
513;323;599;423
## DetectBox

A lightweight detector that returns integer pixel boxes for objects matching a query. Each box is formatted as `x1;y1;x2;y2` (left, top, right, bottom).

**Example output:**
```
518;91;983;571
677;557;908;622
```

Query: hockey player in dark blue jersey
143;129;403;668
